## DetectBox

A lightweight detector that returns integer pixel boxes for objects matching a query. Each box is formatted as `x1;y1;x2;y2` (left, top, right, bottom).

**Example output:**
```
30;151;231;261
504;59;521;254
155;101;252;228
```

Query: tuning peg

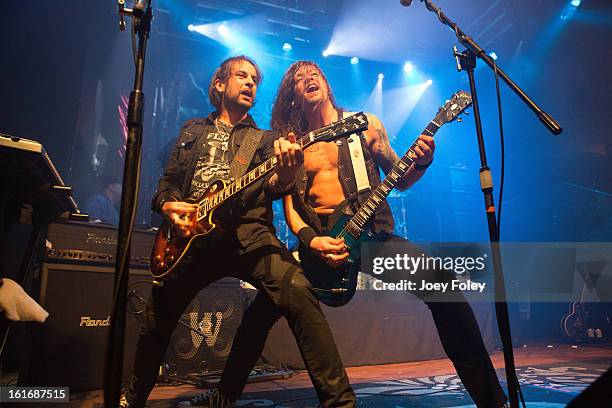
457;117;463;122
464;111;470;115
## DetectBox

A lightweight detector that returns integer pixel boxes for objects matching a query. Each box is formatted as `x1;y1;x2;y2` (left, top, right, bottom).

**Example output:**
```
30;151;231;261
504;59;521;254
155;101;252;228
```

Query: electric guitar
561;282;589;340
301;91;472;307
150;112;369;280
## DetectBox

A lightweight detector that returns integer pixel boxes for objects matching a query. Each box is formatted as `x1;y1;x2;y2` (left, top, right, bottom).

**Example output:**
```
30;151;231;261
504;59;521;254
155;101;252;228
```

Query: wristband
297;226;317;248
269;173;296;193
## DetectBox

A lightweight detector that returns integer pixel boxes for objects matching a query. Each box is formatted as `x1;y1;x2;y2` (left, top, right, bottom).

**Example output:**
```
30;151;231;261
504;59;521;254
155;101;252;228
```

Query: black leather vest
292;132;394;235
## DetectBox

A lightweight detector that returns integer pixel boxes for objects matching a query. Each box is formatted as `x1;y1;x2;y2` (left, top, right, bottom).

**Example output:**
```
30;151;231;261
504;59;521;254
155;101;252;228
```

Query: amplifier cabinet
19;263;246;389
19;263;153;391
164;278;245;377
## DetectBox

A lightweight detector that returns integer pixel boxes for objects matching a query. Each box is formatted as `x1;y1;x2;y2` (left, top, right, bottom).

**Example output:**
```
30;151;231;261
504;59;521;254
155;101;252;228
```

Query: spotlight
403;62;414;74
218;24;228;35
282;42;292;52
425;79;433;86
570;0;581;7
322;49;330;57
350;57;359;65
187;24;195;32
378;73;384;80
489;51;498;60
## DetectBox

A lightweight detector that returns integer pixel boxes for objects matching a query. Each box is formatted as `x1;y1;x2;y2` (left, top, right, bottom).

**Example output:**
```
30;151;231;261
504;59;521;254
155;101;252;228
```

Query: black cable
492;59;505;242
131;12;138;66
492;60;526;408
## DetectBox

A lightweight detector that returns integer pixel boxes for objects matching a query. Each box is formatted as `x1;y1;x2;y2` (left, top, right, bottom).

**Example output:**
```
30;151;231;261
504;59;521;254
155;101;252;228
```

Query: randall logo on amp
79;316;111;327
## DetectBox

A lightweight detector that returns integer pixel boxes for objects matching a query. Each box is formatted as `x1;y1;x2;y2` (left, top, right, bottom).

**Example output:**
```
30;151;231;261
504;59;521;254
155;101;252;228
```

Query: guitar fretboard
196;137;309;220
341;119;442;237
196;113;368;221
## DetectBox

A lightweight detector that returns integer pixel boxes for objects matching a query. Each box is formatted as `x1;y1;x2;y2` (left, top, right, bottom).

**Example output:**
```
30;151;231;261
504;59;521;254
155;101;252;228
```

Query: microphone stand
406;2;563;408
104;1;153;407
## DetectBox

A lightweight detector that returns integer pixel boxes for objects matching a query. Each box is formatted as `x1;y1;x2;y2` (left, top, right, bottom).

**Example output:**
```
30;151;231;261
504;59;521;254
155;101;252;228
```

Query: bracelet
269;173;296;193
414;159;433;171
158;197;179;213
278;176;296;191
297;226;317;248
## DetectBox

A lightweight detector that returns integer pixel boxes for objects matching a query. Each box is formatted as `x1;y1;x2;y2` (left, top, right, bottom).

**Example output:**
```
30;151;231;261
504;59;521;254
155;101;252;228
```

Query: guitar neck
345;120;442;236
196;131;317;214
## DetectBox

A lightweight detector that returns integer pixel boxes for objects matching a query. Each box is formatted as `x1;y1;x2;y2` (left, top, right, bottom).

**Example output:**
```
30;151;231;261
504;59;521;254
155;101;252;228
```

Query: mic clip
118;0;127;31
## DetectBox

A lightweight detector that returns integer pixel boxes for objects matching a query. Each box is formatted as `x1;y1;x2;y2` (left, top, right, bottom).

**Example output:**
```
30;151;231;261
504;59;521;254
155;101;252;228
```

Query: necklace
215;117;233;133
215;117;236;156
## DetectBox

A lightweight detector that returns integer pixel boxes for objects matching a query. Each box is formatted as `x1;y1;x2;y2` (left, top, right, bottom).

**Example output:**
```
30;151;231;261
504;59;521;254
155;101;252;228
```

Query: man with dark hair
122;56;355;408
84;174;122;225
273;60;508;407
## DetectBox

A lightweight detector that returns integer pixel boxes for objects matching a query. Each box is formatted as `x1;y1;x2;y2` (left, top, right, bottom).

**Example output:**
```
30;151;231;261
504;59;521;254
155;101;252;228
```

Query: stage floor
71;341;611;407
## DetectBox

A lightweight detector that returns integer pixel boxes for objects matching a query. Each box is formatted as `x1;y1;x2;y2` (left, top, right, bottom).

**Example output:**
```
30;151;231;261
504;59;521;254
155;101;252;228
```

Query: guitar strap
342;111;371;193
229;127;265;179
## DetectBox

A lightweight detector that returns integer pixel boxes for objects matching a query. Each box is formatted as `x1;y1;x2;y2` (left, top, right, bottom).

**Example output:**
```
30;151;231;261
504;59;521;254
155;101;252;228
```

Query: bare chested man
269;61;508;408
272;62;432;266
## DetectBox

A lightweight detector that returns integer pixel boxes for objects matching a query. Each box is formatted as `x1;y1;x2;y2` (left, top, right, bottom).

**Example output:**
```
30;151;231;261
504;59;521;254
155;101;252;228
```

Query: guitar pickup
344;221;362;240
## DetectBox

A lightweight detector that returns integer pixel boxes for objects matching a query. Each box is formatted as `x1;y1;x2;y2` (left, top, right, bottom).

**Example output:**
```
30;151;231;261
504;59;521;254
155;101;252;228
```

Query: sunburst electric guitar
150;112;369;280
301;91;472;307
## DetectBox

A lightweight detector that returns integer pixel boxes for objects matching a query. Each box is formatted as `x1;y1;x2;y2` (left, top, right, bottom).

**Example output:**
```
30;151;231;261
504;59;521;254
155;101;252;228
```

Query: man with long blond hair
272;60;508;408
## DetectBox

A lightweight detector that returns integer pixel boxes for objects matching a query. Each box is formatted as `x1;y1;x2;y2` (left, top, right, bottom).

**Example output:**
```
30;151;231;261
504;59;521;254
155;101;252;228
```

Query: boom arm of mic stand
418;0;562;135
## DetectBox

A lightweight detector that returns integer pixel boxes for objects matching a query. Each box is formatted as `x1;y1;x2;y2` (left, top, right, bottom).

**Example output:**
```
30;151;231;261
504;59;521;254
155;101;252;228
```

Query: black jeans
125;232;355;407
220;232;507;408
371;233;507;407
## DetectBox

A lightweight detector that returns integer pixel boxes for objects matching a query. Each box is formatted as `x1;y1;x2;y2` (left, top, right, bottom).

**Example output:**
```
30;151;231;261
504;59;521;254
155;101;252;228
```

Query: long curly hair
270;61;338;135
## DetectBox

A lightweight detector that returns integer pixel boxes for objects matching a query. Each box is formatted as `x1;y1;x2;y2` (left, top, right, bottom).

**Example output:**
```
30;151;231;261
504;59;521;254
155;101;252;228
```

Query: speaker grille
164;278;244;376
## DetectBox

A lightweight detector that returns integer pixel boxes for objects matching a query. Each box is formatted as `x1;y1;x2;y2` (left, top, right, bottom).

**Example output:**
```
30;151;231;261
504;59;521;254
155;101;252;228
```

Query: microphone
400;0;413;6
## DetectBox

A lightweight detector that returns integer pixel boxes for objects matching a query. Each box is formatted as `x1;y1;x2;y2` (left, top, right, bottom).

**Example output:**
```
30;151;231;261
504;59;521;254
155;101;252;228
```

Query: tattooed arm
366;113;434;192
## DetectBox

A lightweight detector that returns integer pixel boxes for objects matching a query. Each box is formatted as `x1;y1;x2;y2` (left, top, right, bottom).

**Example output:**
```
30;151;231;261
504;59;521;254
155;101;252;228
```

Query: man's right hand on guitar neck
310;236;349;267
162;201;198;237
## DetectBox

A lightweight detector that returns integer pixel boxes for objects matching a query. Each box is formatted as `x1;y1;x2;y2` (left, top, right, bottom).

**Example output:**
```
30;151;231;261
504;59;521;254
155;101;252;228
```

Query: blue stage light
218;24;228;35
282;42;292;52
350;57;359;65
403;62;414;74
489;51;498;60
187;24;195;32
322;49;330;57
571;0;581;7
378;73;384;80
425;79;433;87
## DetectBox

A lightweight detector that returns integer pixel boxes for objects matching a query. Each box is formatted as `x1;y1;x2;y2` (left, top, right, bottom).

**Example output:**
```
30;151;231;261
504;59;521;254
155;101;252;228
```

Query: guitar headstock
434;90;472;125
304;112;369;146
